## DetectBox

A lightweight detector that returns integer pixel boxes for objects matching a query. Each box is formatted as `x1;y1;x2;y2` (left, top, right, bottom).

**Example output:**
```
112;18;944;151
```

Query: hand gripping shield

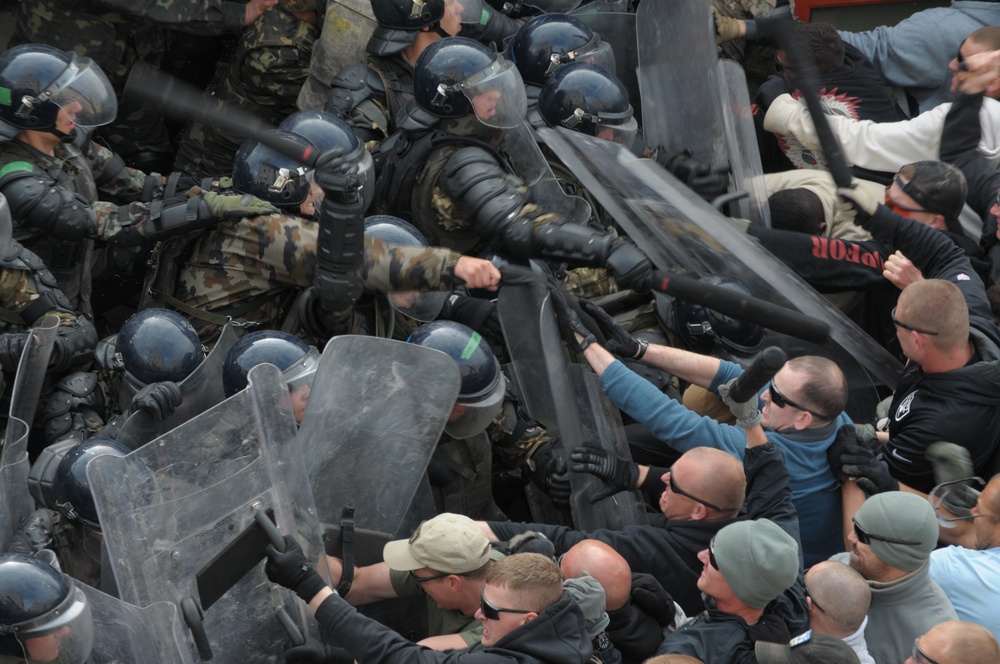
88;363;329;663
537;127;902;420
0;315;59;551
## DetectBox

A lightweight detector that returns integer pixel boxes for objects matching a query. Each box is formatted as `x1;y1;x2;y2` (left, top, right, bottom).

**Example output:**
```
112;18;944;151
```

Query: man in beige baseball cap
327;512;502;651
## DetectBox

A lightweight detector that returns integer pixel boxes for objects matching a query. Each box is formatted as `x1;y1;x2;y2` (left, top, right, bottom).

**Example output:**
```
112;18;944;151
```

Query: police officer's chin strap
50;126;78;143
312;147;367;336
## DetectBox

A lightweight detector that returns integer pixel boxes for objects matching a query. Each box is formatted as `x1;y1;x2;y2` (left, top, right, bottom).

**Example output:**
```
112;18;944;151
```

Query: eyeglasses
804;584;825;613
768;380;831;421
852;520;922;547
708;537;720;571
884;177;928;218
913;637;943;664
955;49;969;73
669;466;724;512
480;592;534;620
410;570;466;583
891;306;939;336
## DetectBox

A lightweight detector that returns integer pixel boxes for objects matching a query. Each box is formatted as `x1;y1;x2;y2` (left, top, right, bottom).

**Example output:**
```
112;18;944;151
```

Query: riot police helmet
233;110;374;209
537;62;636;146
364;215;448;321
116;308;205;387
222;330;317;397
668;276;764;357
369;0;482;55
407;321;505;438
52;437;131;530
485;0;581;19
413;37;527;128
0;44;117;136
509;14;615;86
0;554;94;663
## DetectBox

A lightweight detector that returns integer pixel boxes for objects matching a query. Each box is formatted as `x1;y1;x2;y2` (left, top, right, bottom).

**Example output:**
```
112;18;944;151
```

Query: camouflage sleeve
488;398;552;471
89;201;149;241
86;142;156;201
233;43;315;118
361;237;461;293
94;0;246;34
0;270;81;328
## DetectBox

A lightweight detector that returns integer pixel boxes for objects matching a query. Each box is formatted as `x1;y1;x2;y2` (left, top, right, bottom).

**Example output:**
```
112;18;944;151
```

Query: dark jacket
313;592;593;664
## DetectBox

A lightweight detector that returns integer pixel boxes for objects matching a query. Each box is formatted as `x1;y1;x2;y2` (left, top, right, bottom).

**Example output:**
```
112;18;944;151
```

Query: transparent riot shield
116;323;240;445
499;282;647;530
82;585;193;664
537;127;901;420
89;363;328;663
506;123;593;225
719;60;771;228
0;315;59;551
637;0;726;171
297;0;377;111
297;335;460;545
570;11;640;125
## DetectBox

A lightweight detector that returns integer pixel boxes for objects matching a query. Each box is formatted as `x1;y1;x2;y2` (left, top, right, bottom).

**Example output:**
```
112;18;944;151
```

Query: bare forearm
641;344;722;388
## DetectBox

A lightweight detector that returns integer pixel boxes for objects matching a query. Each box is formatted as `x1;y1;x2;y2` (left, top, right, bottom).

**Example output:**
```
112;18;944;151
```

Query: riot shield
82;585;194;664
296;335;460;547
89;363;328;663
637;0;726;171
297;0;378;111
116;323;240;445
506;123;593;225
0;315;59;551
498;282;647;530
719;60;770;228
537;127;901;420
570;11;640;126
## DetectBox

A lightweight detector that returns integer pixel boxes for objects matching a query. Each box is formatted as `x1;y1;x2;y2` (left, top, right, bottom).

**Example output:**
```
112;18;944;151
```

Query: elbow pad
441;146;527;246
1;173;98;240
51;317;98;374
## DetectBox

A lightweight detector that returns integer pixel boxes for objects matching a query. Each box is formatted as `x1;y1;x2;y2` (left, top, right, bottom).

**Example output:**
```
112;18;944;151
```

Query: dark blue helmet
116;308;204;385
0;44;117;134
364;215;428;246
485;0;581;19
509;14;615;86
413;37;527;128
223;330;312;397
538;63;636;145
668;276;764;357
0;554;93;662
53;437;131;529
407;321;505;438
233;110;374;207
365;216;449;321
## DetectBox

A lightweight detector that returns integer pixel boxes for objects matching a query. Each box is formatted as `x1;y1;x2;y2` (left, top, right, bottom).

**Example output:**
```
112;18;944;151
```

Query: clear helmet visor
546;37;616;78
928;476;984;528
444;370;505;438
282;347;320;391
593;115;637;146
460;57;527;129
389;290;449;322
37;54;117;129
13;583;94;664
447;0;484;29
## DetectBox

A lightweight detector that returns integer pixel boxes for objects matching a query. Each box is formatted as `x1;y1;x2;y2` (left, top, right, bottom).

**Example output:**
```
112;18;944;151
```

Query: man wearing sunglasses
907;620;1000;664
829;492;956;664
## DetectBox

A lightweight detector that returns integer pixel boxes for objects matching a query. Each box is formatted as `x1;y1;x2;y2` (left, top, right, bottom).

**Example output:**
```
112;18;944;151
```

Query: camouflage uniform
173;6;320;178
0;138;163;312
712;0;779;96
12;0;173;159
168;211;466;338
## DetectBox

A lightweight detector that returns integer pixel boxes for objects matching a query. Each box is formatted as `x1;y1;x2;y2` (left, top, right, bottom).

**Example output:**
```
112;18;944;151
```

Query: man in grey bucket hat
831;492;957;664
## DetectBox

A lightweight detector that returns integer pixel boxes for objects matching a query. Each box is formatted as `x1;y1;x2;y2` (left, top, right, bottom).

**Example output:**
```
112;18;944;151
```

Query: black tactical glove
570;446;638;504
578;300;646;359
826;425;860;482
842;442;899;495
606;239;653;292
130;382;182;421
313;148;364;205
283;639;354;664
527;441;572;507
550;290;597;354
265;535;328;603
629;573;675;627
439;294;503;345
747;613;791;644
506;531;556;559
743;5;792;46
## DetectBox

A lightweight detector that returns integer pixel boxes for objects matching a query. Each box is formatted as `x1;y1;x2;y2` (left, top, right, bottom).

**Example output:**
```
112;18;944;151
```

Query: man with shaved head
804;562;875;664
908;621;1000;664
560;540;677;664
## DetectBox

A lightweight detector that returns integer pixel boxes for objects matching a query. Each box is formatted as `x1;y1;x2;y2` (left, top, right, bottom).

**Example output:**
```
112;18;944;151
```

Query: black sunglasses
853;520;922;547
913;637;943;664
891;306;939;336
410;570;467;583
480;592;533;620
956;49;969;73
708;537;720;571
669;466;724;512
768;380;831;421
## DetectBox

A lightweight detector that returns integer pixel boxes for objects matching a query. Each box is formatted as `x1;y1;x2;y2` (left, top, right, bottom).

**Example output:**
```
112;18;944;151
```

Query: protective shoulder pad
0;160;39;187
325;63;386;116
